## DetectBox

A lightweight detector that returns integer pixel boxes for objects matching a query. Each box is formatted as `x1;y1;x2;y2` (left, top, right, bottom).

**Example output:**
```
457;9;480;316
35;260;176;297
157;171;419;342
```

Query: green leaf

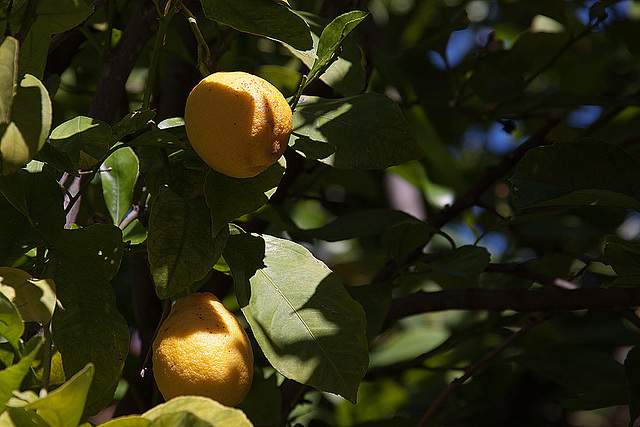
298;209;418;242
0;267;56;323
381;220;436;263
0;291;23;351
55;224;124;281
204;157;286;237
302;11;368;92
35;0;93;33
0;36;18;125
0;336;42;412
99;416;151;427
603;234;640;276
102;147;139;225
237;372;280;426
18;26;50;79
111;109;156;141
142;396;252;426
427;246;491;278
7;362;94;427
122;219;147;245
511;139;640;211
346;283;392;344
128;130;186;149
224;233;369;403
287;12;366;96
199;0;312;50
148;187;229;299
49;116;113;171
0;172;30;221
292;94;423;169
513;345;628;410
0;74;52;175
0;194;35;265
34;142;79;176
20;167;65;244
148;412;213;427
369;321;448;369
52;225;129;418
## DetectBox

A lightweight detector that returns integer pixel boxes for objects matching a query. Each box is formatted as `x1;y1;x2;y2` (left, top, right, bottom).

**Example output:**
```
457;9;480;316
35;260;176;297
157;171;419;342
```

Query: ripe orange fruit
152;292;254;406
184;71;292;178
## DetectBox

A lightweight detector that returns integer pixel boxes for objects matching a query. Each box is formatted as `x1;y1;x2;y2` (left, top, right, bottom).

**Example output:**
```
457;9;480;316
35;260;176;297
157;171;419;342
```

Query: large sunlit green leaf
0;267;56;323
224;232;369;403
511;139;640;211
49;116;113;171
204;157;285;237
101;147;139;225
6;362;94;427
292;94;423;170
199;0;312;50
148;187;228;299
52;225;129;418
143;396;252;426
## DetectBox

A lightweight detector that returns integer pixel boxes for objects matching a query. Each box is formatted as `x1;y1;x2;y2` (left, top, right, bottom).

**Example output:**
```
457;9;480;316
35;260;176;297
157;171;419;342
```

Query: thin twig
143;0;182;109
372;116;562;285
181;4;212;77
417;314;550;426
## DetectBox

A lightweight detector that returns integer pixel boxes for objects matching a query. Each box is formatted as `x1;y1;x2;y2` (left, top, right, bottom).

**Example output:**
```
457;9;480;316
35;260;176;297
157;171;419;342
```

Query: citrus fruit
184;71;292;178
152;292;254;406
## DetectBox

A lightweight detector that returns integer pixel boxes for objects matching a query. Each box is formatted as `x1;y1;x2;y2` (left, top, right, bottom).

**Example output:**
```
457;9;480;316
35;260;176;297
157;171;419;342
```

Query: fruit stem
142;0;182;110
181;4;213;77
289;75;308;112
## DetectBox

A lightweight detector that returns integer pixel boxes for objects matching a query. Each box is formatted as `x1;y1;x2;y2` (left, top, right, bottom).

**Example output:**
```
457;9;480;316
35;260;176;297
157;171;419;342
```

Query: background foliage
2;0;640;425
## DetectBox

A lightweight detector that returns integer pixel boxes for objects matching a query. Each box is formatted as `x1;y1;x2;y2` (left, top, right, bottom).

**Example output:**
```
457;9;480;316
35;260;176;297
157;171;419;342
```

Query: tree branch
372;115;563;285
417;314;550;426
429;115;562;229
386;287;640;322
89;0;162;122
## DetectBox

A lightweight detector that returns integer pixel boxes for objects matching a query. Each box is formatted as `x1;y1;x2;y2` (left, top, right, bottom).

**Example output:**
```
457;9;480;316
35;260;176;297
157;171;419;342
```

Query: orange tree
2;0;640;425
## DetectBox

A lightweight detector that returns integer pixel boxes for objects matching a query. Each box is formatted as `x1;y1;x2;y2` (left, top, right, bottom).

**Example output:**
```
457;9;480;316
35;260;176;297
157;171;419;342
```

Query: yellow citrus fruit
184;71;292;178
152;292;254;406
